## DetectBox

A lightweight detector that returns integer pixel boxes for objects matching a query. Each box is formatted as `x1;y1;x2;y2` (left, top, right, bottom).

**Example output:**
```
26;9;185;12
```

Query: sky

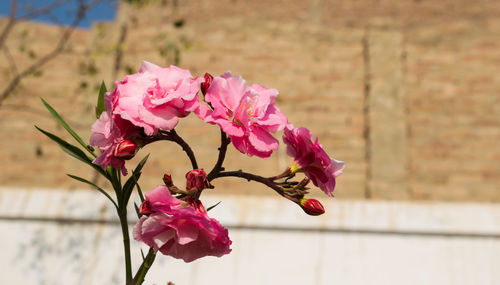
0;0;117;28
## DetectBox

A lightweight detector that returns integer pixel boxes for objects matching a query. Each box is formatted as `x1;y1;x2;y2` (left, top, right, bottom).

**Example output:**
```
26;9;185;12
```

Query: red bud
200;73;213;96
139;200;152;215
163;173;173;186
300;198;325;216
187;198;207;214
185;169;210;193
113;139;137;160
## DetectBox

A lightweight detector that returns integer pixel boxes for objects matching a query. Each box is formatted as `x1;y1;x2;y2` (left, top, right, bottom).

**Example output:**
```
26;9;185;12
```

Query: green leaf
40;98;96;158
206;201;222;212
134;202;141;219
122;171;142;205
67;174;118;209
96;81;107;119
122;154;150;205
35;126;108;178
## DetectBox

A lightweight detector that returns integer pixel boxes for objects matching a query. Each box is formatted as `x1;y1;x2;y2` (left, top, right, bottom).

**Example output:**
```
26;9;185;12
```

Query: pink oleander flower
283;126;345;196
112;61;204;135
195;71;288;158
185;169;210;193
90;92;141;175
134;186;232;263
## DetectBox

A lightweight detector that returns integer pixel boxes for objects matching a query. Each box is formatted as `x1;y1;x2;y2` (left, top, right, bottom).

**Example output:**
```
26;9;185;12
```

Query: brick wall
0;0;499;201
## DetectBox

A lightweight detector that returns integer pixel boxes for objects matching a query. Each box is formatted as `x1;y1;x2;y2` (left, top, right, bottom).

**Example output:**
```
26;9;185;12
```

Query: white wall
1;188;499;285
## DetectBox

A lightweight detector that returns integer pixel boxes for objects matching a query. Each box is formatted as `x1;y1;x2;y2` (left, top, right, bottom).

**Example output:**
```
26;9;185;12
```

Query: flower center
146;79;174;100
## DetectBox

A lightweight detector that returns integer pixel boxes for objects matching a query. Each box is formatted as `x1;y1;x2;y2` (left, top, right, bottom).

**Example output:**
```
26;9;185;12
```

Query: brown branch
18;0;70;20
0;0;103;107
0;0;18;50
207;129;230;180
111;23;128;81
2;46;19;77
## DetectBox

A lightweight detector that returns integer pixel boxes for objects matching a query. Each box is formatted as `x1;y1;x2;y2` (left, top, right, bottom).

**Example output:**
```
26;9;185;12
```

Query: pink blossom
112;61;204;135
90;92;141;175
133;186;232;263
195;71;288;158
283;126;345;196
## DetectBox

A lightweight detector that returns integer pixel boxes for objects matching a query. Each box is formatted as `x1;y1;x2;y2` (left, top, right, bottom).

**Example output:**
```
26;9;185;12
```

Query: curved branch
207;129;230;180
0;0;103;107
155;129;199;170
210;170;291;200
0;0;17;50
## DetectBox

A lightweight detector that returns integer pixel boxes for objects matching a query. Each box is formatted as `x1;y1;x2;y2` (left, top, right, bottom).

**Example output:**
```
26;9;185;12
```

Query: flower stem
118;208;133;285
133;248;156;284
156;129;199;169
210;170;299;202
207;129;230;181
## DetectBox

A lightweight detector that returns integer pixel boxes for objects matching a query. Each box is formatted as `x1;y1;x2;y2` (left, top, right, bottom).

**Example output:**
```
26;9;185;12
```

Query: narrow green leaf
206;201;222;212
108;166;122;201
67;174;118;209
40;98;96;158
136;179;145;202
122;171;142;205
134;202;141;219
96;81;107;119
35;126;108;177
122;154;150;205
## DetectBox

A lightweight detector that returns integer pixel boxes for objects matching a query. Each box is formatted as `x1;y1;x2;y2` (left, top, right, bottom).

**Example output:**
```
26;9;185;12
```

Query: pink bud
185;169;210;193
300;198;325;216
113;139;138;160
139;200;152;215
200;73;213;96
163;173;173;186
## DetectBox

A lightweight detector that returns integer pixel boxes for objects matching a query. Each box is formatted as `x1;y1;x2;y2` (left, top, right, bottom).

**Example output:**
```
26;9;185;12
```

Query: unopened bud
200;73;213;96
114;139;138;160
163;173;173;186
186;169;210;193
139;200;152;215
187;198;207;214
300;198;325;216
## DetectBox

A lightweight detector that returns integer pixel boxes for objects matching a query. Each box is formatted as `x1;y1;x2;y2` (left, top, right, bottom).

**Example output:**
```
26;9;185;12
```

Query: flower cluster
88;61;344;263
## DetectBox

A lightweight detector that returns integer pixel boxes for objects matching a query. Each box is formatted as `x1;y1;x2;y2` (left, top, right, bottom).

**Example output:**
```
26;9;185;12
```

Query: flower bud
113;139;138;160
187;198;207;214
139;200;152;215
200;73;213;96
186;169;210;193
163;173;173;187
300;198;325;216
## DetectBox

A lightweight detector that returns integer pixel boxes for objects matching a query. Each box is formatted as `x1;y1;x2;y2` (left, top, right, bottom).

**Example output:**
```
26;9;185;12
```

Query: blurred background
0;0;499;284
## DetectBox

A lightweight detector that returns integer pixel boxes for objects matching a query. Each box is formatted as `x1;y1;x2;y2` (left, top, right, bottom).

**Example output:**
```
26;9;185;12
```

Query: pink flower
133;186;232;263
112;61;204;135
185;169;210;193
90;92;141;175
195;71;288;158
283;126;345;196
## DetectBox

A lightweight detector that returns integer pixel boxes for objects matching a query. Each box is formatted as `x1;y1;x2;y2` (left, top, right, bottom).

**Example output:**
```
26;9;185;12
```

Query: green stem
133;248;156;284
119;208;133;285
